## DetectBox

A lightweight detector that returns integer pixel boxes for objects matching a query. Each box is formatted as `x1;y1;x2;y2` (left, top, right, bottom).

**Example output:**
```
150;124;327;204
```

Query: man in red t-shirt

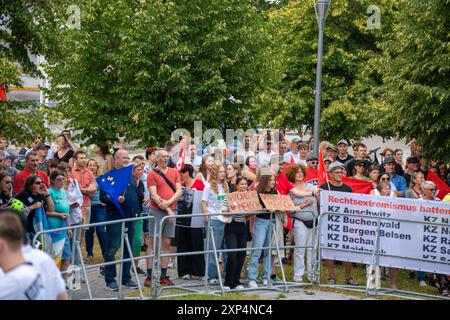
144;149;181;287
14;151;49;194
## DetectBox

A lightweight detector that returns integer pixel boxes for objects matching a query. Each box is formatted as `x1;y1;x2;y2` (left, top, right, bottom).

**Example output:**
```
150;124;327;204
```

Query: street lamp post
313;0;330;157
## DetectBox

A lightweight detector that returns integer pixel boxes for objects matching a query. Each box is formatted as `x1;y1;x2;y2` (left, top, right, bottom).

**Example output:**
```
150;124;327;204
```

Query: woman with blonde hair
405;171;425;199
202;162;230;285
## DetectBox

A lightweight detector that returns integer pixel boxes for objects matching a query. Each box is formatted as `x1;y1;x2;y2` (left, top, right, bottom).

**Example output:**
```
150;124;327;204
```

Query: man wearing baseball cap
383;156;408;197
35;143;51;175
336;140;354;165
319;162;358;286
404;156;424;186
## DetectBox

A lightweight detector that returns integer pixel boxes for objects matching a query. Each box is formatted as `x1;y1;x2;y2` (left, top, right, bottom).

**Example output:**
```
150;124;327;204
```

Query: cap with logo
337;139;348;146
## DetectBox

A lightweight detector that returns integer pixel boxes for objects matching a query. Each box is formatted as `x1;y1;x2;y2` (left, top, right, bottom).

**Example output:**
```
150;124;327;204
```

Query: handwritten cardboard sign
226;191;263;212
259;194;296;211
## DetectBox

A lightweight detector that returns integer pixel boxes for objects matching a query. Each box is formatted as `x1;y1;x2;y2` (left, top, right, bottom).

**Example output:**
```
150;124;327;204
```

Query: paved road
69;260;372;300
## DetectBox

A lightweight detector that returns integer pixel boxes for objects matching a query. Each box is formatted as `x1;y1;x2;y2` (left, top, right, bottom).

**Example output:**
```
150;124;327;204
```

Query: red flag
290;155;295;165
342;176;373;194
276;172;293;195
317;150;327;186
305;168;318;183
0;85;6;101
427;170;450;200
175;137;189;172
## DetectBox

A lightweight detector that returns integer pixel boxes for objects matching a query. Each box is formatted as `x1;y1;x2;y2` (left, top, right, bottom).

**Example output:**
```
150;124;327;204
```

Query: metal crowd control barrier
32;215;157;300
317;212;450;300
153;210;319;299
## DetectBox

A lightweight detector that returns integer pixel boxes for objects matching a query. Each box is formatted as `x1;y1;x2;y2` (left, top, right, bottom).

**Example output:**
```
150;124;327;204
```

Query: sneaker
98;267;105;277
143;278;152;288
293;278;304;283
191;275;203;280
248;280;258;288
419;280;427;287
122;280;139;289
208;278;219;285
344;278;359;286
168;261;174;269
135;267;147;276
235;285;244;290
160;276;175;286
182;274;191;280
223;286;231;291
106;281;119;291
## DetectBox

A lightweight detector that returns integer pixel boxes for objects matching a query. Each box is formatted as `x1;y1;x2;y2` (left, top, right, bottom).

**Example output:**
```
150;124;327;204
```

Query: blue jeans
418;271;426;282
248;218;272;281
85;204;107;259
207;219;227;280
104;214;136;285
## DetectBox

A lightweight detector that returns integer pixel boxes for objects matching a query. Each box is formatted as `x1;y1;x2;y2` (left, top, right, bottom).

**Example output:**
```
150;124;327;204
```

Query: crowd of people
0;130;449;299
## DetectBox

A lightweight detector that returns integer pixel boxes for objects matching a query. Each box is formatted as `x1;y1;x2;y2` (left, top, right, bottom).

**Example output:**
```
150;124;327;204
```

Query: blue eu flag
97;165;133;218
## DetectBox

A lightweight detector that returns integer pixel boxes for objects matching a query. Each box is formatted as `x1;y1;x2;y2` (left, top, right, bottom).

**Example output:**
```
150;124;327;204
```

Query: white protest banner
320;190;450;274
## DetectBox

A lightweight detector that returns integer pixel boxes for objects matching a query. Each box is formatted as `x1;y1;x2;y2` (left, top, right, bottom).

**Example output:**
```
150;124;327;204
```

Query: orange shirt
147;168;181;210
72;166;95;207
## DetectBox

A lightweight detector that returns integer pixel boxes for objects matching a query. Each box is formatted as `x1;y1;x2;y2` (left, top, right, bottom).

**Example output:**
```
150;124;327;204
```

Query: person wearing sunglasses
14;175;55;240
421;181;440;201
420;181;449;296
352;159;370;182
306;154;318;171
0;172;13;207
256;137;276;168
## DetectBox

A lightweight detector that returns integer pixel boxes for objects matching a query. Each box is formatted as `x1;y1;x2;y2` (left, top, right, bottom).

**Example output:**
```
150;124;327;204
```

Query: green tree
0;0;54;144
375;0;450;160
41;0;277;146
254;0;396;143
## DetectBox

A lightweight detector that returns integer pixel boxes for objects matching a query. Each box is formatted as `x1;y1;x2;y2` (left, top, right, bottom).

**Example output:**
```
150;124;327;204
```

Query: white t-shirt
202;183;228;222
185;155;202;168
22;245;66;299
0;263;45;300
0;246;66;300
256;150;276;168
283;151;307;166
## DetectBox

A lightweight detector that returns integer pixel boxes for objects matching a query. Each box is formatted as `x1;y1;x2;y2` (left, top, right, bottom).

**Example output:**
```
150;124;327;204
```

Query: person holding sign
222;178;250;290
285;164;319;283
247;171;278;288
319;162;359;286
202;162;229;285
